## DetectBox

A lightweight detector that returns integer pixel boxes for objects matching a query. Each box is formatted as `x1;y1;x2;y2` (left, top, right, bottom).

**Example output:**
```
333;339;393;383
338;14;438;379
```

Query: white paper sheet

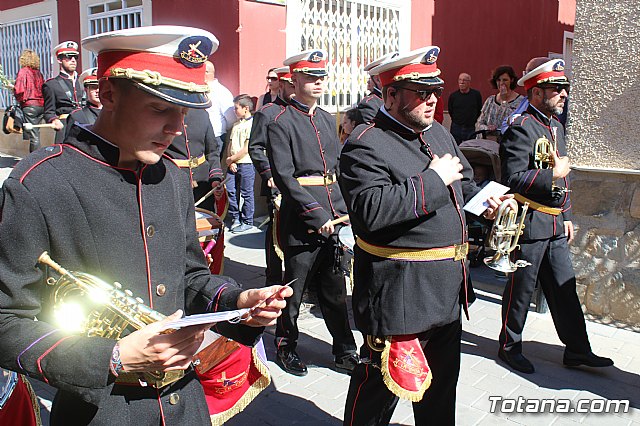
159;309;250;331
463;181;510;216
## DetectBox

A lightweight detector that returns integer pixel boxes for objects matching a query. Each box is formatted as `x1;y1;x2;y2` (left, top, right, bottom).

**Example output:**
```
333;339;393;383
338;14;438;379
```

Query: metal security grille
0;16;52;108
287;0;410;112
87;0;143;66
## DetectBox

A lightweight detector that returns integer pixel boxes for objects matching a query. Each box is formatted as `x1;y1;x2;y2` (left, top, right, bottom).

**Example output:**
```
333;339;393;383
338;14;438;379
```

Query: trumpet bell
484;252;517;273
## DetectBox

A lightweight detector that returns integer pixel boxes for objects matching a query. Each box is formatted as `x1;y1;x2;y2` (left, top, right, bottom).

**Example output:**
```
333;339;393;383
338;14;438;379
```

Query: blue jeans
227;163;255;225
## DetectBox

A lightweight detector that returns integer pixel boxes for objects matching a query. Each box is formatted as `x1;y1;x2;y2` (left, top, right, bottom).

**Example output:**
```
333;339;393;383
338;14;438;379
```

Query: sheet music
463;181;510;216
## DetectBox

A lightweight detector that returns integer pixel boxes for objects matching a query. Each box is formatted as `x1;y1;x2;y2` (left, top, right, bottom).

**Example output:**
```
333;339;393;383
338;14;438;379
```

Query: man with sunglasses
339;46;508;425
497;58;613;374
42;41;85;144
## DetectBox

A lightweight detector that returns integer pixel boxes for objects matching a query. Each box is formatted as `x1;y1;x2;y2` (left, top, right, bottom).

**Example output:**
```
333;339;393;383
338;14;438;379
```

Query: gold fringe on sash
380;338;432;403
209;347;271;426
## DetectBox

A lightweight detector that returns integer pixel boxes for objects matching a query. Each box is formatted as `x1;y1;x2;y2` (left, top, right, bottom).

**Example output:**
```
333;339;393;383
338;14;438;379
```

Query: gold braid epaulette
109;67;210;93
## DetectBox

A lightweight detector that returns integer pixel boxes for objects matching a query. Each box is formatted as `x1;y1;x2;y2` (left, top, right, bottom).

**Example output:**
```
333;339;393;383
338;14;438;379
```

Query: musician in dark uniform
65;67;101;135
497;58;613;374
248;66;295;286
356;52;398;124
340;47;507;425
0;26;291;425
267;50;358;377
165;107;223;212
42;41;85;143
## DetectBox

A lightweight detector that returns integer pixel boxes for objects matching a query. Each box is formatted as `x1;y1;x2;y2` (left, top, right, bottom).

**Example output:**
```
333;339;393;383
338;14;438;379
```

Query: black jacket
356;87;383;124
500;104;572;240
64;104;101;138
267;99;347;246
0;126;258;424
165;108;222;185
248;96;287;196
42;73;84;123
339;110;480;336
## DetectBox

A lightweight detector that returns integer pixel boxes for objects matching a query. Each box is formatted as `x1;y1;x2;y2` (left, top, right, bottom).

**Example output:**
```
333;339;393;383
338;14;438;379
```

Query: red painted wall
412;0;574;109
238;1;286;99
0;0;39;11
152;0;241;94
57;0;82;52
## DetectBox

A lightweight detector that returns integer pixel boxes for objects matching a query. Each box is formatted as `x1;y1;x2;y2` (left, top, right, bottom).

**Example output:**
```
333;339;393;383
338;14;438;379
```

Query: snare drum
338;225;355;255
195;208;224;274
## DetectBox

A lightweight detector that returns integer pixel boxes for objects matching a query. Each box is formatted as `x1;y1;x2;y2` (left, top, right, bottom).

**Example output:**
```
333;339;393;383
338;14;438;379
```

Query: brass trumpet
534;136;554;169
38;252;183;388
483;200;531;273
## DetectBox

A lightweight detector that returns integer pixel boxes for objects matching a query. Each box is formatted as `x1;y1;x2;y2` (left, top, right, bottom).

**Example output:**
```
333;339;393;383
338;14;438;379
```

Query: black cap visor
133;81;211;109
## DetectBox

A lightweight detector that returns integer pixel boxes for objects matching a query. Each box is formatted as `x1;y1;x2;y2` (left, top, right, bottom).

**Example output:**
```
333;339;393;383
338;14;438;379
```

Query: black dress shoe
276;349;308;376
563;350;614;368
335;352;359;375
498;348;535;374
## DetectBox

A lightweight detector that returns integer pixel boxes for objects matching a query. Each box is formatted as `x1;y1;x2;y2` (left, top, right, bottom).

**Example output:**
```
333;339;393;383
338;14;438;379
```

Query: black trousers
275;237;356;356
21;105;43;152
344;319;461;426
499;235;591;354
265;195;283;285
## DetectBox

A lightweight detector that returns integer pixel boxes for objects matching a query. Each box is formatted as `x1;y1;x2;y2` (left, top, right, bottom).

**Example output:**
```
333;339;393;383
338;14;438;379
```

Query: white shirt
206;79;235;137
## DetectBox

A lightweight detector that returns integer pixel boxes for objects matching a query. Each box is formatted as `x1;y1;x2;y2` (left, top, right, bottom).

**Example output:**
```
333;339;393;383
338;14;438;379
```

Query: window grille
287;0;410;112
87;0;143;66
0;16;52;108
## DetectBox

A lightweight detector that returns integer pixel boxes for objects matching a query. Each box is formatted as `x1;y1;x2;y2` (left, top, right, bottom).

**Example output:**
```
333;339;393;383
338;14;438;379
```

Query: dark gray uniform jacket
356;87;383;124
267;99;348;247
42;73;84;123
0;126;259;425
165;108;223;185
339;110;480;337
500;105;573;240
249;96;287;196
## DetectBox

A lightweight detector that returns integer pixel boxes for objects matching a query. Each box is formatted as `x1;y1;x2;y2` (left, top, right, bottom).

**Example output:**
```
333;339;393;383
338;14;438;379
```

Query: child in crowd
225;94;256;233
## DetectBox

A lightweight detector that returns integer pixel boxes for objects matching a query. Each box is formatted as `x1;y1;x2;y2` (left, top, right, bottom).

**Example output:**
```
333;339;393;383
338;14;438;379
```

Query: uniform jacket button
146;225;155;238
169;393;180;405
156;284;166;296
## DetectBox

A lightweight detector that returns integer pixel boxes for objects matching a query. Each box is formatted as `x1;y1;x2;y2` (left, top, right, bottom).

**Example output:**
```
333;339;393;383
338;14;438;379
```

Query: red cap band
523;71;565;90
289;59;327;73
97;50;206;85
379;63;438;87
56;48;78;56
276;71;292;81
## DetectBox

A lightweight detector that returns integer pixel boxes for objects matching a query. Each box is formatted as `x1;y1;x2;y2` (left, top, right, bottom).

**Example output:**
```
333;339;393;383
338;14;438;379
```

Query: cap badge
65;42;75;48
309;51;324;63
178;36;212;68
552;60;565;71
423;48;439;65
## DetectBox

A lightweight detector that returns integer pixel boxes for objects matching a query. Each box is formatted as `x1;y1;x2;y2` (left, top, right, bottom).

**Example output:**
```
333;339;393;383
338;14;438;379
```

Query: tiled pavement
1;152;638;425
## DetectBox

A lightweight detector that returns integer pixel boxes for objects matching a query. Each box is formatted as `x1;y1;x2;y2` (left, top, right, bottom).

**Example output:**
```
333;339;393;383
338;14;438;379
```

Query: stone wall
568;0;640;326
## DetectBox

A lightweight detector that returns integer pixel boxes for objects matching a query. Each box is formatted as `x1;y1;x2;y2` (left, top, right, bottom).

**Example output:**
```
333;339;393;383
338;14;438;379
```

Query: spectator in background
340;107;363;143
42;41;84;144
225;94;256;233
256;68;279;109
476;65;523;141
448;73;482;144
205;61;236;158
13;49;45;152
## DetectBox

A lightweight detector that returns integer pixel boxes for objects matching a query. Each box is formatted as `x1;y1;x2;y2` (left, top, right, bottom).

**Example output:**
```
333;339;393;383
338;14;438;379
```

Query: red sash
198;340;270;425
380;335;432;402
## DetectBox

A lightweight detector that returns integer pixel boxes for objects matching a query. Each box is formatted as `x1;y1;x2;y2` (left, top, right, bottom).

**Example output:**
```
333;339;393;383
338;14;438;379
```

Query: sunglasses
266;76;278;82
538;84;570;94
58;54;78;60
399;86;444;101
